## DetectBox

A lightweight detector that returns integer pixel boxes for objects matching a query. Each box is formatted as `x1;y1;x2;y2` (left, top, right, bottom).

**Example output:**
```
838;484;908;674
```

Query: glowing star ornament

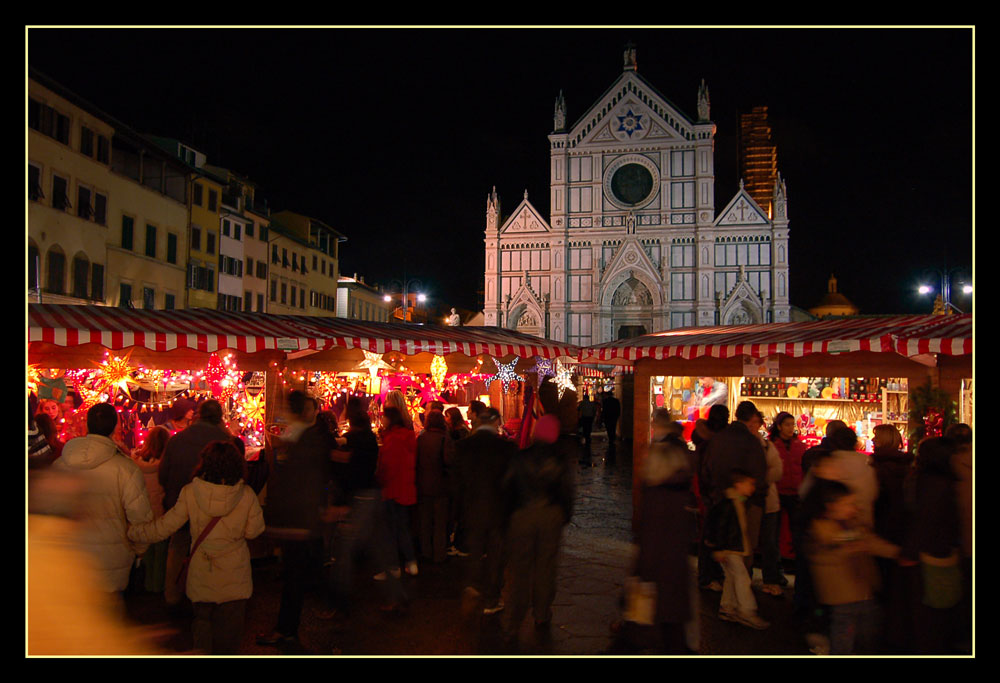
553;359;576;399
430;355;448;391
240;390;267;426
94;350;135;397
356;350;395;379
27;364;42;394
530;358;556;382
487;357;523;394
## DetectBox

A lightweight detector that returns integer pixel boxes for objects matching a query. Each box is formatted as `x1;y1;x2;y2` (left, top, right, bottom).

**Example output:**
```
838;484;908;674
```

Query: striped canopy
27;304;580;360
579;314;973;364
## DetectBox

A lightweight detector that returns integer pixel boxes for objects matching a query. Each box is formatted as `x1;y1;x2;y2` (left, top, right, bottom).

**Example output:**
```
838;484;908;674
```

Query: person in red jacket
377;406;419;579
768;411;808;584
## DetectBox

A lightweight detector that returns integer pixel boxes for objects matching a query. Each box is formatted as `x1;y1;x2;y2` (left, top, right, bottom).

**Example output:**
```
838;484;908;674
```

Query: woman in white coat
128;439;265;655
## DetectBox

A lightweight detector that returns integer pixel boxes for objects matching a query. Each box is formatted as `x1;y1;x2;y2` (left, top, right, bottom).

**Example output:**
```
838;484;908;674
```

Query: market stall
579;314;973;528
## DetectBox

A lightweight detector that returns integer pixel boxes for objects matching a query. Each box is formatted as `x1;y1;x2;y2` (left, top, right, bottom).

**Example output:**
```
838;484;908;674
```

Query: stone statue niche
612;275;653;307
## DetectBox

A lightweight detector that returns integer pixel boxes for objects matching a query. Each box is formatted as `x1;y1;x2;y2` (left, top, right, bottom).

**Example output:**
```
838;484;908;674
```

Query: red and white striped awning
579;314;973;363
27;304;581;360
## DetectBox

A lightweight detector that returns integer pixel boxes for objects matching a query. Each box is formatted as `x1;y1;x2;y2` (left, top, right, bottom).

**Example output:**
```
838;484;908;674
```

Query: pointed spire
697;79;711;121
553;90;566;132
524;188;529;200
828;274;838;293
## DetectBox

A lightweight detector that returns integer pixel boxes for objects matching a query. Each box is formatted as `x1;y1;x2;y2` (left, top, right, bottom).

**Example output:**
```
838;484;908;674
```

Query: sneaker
483;600;505;615
718;609;739;623
701;580;723;593
405;561;419;576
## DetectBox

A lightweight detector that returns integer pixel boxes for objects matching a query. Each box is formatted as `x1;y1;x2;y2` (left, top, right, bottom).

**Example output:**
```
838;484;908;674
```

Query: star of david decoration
356;350;395;379
487;357;523;394
530;358;556;382
616;109;643;137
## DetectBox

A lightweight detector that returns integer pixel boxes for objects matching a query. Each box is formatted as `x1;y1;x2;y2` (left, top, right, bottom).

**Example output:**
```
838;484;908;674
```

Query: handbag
623;576;657;626
919;550;962;609
177;516;223;588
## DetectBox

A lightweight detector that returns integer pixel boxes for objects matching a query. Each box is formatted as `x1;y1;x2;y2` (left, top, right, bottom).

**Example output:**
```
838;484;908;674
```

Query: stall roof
579;314;973;363
27;304;581;360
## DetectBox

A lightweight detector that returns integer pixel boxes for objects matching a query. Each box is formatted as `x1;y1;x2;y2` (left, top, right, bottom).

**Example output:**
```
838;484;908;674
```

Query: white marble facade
483;48;791;344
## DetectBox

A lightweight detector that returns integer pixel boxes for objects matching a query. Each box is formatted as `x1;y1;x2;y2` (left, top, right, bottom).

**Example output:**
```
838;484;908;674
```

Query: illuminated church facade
482;46;791;345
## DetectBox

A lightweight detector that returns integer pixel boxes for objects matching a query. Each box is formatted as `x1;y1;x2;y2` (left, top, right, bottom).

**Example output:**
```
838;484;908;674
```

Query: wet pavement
123;433;814;656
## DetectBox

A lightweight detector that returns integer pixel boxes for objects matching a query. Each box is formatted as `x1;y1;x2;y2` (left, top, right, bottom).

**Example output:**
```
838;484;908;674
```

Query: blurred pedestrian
257;391;334;647
904;437;963;654
128;440;265;654
416;410;450;564
29;401;54;470
946;423;972;653
158;399;232;608
467;400;487;430
757;411;786;596
377;406;419;578
163;399;195;433
703;469;769;630
453;407;517;616
384;389;414;430
444;407;470;557
768;412;806;592
601;391;622;464
131;425;170;593
501;414;575;649
830;426;878;528
801;420;849;478
614;421;695;653
34;412;64;463
578;393;597;463
52;403;154;594
805;480;900;655
692;404;729;592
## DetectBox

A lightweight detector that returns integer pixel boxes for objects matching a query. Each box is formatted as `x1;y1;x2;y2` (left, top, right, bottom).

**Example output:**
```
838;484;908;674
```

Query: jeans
192;599;246;654
384;500;417;568
719;553;758;617
829;600;880;655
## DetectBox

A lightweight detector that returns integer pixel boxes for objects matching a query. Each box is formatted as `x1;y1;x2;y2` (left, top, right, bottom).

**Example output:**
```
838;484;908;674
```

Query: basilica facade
482;47;791;345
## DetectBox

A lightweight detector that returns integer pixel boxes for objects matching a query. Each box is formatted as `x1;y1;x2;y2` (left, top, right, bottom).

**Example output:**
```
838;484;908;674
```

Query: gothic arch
601;267;662;308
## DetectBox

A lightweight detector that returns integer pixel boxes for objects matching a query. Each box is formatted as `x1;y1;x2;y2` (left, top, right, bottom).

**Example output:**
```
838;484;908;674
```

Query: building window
568;274;592;302
206;232;215;255
234;223;241;241
671;273;695;301
167;233;178;264
671;150;695;177
164;293;175;310
246;222;254;238
568;247;592;271
145;224;157;258
282;249;289;268
271;245;279;264
257;293;264;312
193;183;203;207
291;285;297;305
299;289;305;309
80;126;95;157
280;282;287;304
91;264;104;301
97;135;110;164
270;278;277;302
52;174;70;211
72;256;89;299
670;244;694;268
77;186;93;220
256;261;267;279
29;163;44;201
143;287;155;310
207;189;218;212
222;219;230;238
244;291;252;312
567;313;592;347
670;182;695;209
119;282;132;308
29;99;70;145
670;312;695;329
191;226;201;251
246;257;253;276
93;193;107;225
121;216;134;250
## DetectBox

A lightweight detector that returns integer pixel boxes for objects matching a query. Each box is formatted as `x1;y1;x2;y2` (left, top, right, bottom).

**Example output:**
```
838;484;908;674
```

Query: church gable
568;72;697;149
500;198;551;235
715;184;770;227
600;235;662;305
718;267;766;325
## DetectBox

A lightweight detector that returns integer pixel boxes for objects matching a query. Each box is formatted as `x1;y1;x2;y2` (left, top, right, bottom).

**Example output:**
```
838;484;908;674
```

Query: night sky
27;28;974;317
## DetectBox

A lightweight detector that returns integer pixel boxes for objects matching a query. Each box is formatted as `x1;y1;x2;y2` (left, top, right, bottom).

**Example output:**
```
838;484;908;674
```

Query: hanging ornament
553;359;576;399
239;389;267;426
93;350;135;398
430;355;448;391
356;350;395;379
27;364;42;394
485;357;523;394
530;357;556;382
923;407;944;438
404;385;422;423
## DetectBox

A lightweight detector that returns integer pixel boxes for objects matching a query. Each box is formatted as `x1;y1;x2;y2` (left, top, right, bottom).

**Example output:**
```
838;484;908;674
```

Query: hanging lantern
430;355;448;391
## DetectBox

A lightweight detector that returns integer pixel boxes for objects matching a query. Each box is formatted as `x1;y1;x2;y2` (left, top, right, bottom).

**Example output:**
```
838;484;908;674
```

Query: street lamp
382;277;427;322
917;267;972;314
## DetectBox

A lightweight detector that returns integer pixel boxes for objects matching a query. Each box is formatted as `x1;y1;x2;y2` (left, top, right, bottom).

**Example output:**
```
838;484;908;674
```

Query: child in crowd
703;469;769;630
805;480;900;655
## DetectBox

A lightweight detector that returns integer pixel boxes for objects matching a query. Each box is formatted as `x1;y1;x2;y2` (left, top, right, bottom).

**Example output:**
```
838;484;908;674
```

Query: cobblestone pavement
123;433;813;656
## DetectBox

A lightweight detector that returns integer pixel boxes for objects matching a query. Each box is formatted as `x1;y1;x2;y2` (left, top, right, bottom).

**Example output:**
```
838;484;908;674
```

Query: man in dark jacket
158;399;232;607
453;408;517;615
601;392;622;464
703;401;767;574
500;414;574;648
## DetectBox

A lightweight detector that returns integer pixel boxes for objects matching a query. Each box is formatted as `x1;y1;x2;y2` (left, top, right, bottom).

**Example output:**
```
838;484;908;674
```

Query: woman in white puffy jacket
128;439;265;655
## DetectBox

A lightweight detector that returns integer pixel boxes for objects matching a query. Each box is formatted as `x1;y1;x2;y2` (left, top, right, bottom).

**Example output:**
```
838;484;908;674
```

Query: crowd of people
618;399;973;656
27;383;973;657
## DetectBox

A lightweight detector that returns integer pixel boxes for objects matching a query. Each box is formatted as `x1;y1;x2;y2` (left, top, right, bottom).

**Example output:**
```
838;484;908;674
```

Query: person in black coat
500;414;575;647
601;392;622;464
157;399;232;607
453;408;517;614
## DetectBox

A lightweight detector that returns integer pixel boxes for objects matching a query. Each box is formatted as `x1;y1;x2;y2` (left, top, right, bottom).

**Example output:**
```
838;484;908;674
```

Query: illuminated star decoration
93;350;135;398
240;390;267;426
429;355;448;391
487;357;523;394
27;364;42;394
529;358;556;382
553;359;576;399
356;350;395;379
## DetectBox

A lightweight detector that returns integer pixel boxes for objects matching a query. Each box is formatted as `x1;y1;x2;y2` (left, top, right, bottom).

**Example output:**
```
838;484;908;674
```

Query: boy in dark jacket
703;469;769;630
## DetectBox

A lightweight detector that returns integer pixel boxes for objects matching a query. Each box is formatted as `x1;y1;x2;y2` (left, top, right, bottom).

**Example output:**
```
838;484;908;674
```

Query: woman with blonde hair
384;390;413;430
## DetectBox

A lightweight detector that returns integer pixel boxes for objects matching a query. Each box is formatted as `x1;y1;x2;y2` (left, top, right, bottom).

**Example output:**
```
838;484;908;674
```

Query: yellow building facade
269;210;343;316
29;70;189;309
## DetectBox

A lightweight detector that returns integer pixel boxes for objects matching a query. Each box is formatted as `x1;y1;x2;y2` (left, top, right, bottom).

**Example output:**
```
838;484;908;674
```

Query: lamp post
918;267;972;314
382;277;426;323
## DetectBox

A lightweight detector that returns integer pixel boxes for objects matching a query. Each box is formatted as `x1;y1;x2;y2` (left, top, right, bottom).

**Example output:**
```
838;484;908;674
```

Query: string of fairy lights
31;349;590;448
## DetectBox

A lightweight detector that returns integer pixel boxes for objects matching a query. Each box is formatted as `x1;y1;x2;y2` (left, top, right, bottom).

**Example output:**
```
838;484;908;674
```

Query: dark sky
27;27;974;315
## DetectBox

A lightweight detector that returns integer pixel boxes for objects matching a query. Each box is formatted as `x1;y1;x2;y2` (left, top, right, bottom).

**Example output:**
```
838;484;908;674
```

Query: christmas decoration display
907;379;957;446
93;350;136;397
529;357;556;382
356;350;395;378
553;359;576;398
429;355;448;391
486;357;523;393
